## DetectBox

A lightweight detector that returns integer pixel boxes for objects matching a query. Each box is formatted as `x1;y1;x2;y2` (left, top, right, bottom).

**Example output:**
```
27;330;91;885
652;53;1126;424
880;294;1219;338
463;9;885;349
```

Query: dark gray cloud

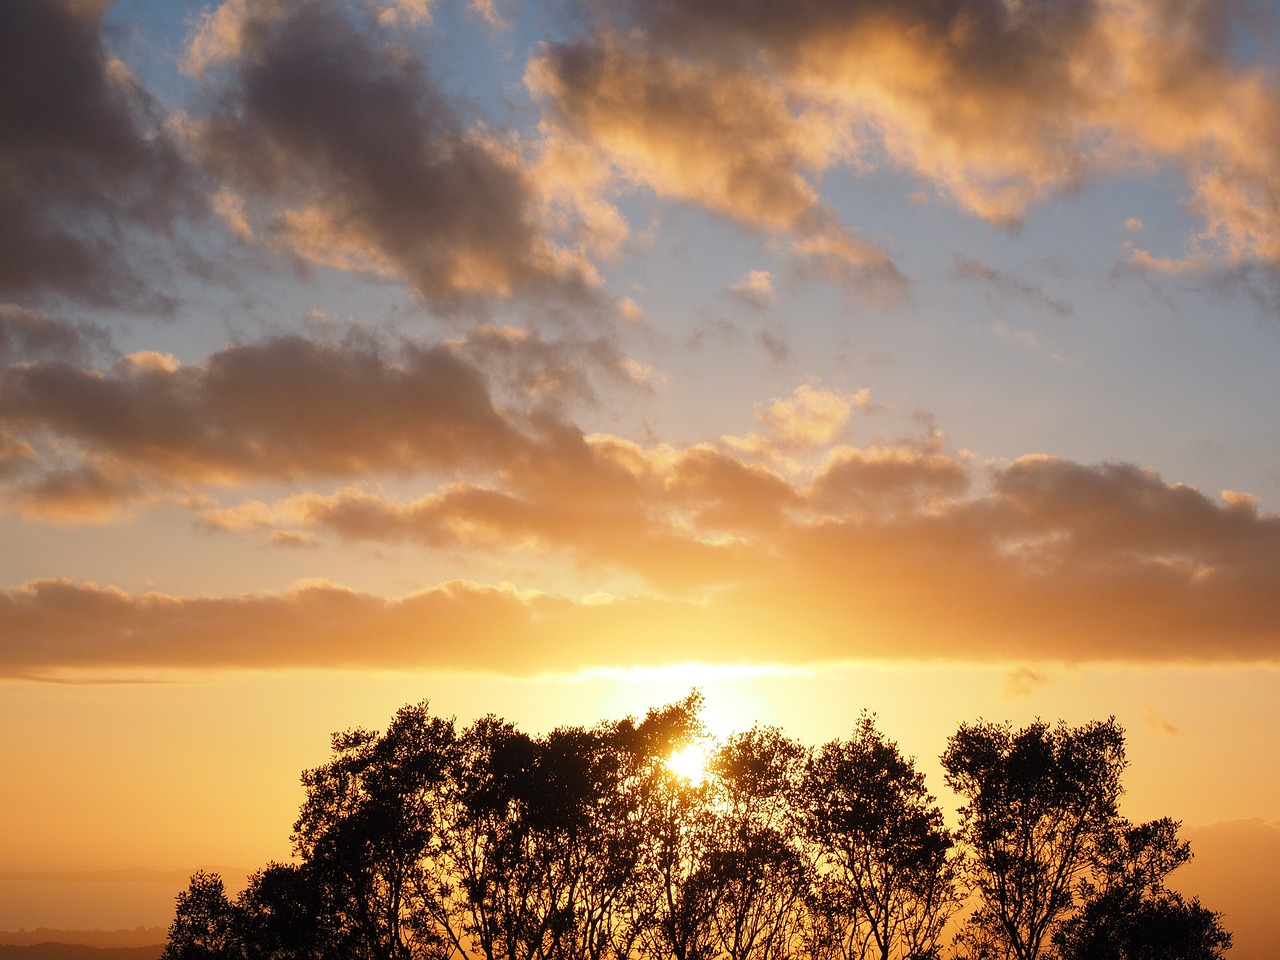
0;305;109;364
0;0;196;304
193;0;593;306
0;333;538;518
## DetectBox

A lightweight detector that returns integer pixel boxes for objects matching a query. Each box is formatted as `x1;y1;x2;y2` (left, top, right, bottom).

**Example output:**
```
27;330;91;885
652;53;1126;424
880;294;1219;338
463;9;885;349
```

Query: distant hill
0;946;162;960
0;932;165;951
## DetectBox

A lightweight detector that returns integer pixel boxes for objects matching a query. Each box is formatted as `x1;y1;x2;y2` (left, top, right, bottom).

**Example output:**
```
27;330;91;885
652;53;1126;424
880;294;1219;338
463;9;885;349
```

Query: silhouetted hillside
0;945;162;960
0;933;165;951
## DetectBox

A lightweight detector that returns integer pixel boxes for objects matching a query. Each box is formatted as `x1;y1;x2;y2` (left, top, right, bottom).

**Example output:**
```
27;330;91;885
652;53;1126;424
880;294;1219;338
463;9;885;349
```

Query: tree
161;700;1232;960
803;714;959;960
290;700;460;960
162;870;240;960
457;720;646;960
1053;817;1231;960
627;693;732;960
941;718;1126;960
235;863;327;960
701;725;812;960
443;697;709;960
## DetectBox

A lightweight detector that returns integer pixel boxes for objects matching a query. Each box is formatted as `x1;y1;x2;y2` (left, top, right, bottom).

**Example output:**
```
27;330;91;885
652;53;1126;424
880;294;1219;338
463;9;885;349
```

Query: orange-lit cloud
6;351;1280;676
527;38;835;233
6;447;1280;678
548;0;1280;270
6;324;1280;667
729;270;776;309
527;38;906;299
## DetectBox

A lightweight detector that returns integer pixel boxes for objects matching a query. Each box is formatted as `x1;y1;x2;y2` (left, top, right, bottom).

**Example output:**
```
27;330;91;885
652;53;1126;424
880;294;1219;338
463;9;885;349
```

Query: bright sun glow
667;743;709;784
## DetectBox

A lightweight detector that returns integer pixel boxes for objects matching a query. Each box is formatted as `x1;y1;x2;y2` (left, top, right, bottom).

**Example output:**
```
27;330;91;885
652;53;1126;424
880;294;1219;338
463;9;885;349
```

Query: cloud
729;270;775;309
188;0;593;306
0;306;108;365
0;0;196;304
5;577;822;681
757;384;868;449
528;38;833;232
808;441;971;517
0;431;35;478
445;324;641;411
952;252;1073;317
0;578;570;678
0;333;536;514
9;463;151;524
8;443;1280;679
724;384;875;458
206;475;774;593
1143;706;1181;737
167;444;1280;669
1003;666;1051;698
527;37;906;299
0;320;673;523
6;337;1280;671
554;0;1280;271
988;320;1062;361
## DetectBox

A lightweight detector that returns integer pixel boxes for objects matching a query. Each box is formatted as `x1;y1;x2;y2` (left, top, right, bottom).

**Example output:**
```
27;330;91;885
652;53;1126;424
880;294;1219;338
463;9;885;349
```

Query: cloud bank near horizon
3;323;1279;678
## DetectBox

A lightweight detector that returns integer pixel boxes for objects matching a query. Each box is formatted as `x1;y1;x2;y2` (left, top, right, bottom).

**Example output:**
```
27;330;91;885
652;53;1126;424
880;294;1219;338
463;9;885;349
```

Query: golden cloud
548;0;1280;270
527;37;906;298
6;446;1280;681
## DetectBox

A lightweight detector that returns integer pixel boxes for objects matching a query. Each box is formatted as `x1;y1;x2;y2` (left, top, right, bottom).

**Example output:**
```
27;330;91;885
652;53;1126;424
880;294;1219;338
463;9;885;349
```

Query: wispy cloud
953;253;1073;317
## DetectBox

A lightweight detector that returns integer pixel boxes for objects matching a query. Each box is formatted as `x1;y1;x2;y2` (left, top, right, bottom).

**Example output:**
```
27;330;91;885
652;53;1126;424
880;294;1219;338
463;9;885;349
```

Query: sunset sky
3;0;1280;954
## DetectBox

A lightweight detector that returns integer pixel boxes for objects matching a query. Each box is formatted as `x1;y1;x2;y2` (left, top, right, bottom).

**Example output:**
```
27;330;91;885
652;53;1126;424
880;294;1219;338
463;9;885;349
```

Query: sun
667;742;710;784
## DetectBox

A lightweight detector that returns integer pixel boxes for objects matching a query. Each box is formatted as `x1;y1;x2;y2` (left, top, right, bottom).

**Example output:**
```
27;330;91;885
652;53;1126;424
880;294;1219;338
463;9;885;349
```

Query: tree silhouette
162;699;1231;960
702;727;810;960
162;870;239;960
941;718;1127;960
1053;817;1231;960
289;701;459;960
626;694;720;960
454;718;647;960
236;863;327;960
804;714;960;960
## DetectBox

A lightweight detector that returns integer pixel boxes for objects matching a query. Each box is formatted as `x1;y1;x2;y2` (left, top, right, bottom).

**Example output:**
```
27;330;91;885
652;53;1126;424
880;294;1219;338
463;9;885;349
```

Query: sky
2;0;1280;954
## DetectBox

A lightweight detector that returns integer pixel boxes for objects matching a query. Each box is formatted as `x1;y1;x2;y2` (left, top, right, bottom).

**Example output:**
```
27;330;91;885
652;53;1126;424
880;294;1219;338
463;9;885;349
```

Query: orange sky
3;0;1280;956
